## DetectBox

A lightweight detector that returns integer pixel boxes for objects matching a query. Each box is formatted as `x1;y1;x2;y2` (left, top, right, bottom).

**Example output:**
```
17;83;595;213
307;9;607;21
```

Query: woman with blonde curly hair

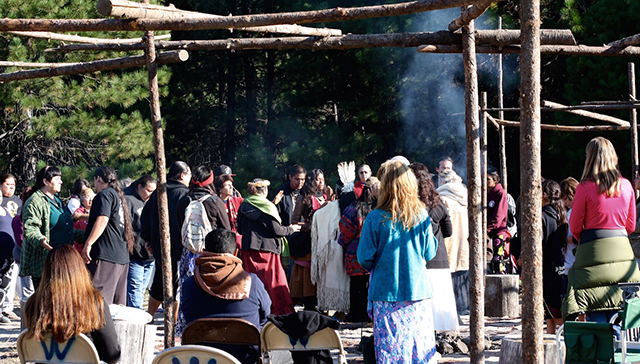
563;137;640;322
24;244;120;364
357;160;438;364
237;179;300;315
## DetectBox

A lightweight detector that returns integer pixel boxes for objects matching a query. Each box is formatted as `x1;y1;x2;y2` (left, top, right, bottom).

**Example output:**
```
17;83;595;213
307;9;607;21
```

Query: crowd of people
1;135;639;363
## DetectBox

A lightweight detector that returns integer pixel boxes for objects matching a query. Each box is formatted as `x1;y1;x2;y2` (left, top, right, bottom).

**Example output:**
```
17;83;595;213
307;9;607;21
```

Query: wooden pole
448;0;493;32
0;0;487;32
630;62;638;179
0;50;187;82
417;44;640;56
498;17;507;193
481;92;488;271
0;61;83;67
487;115;630;131
608;34;640;49
462;10;484;364
6;30;170;43
45;30;577;53
483;104;640;112
520;0;544;362
543;100;630;126
140;0;174;345
96;0;342;36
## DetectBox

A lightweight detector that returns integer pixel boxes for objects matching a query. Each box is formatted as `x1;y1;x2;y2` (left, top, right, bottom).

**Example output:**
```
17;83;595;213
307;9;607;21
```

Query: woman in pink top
562;137;640;322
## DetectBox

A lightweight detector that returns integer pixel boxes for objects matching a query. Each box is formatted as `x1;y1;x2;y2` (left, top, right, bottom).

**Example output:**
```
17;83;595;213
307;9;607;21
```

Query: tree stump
113;322;157;364
485;274;520;317
499;334;560;364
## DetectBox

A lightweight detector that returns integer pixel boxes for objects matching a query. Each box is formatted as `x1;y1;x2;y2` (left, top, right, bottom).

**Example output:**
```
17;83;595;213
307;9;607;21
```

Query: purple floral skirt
373;299;437;364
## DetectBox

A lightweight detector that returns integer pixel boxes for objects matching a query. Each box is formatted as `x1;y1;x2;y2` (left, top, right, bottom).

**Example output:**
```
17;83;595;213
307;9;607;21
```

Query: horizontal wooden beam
0;61;81;67
0;0;486;32
44;30;577;52
0;50;188;82
448;0;494;32
543;100;630;127
474;29;575;46
96;0;341;36
417;44;640;56
6;30;170;44
493;117;630;132
607;33;640;48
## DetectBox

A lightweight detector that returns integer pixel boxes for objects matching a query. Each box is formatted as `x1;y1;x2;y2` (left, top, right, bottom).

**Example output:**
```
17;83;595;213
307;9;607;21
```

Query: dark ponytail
94;166;135;254
542;179;568;252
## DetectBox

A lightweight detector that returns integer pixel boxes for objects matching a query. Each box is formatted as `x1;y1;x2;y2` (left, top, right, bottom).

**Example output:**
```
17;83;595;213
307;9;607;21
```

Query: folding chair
556;321;622;364
610;298;640;364
182;318;262;363
152;345;241;364
260;322;347;364
17;329;101;364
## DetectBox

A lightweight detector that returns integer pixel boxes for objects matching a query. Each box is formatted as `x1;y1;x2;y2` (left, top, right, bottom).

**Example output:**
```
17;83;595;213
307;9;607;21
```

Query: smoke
399;8;499;181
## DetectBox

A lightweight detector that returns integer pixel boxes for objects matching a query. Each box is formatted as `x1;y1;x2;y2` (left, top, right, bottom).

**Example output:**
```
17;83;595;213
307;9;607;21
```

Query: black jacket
176;188;231;233
426;202;453;269
542;205;567;296
124;186;152;262
140;179;189;264
238;201;294;255
274;183;299;226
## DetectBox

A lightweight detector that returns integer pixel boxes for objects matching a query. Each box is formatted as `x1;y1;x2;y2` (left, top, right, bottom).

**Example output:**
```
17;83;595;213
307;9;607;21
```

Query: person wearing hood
140;161;190;319
124;175;157;310
238;178;301;316
541;179;568;334
175;165;231;336
437;169;470;314
181;228;270;364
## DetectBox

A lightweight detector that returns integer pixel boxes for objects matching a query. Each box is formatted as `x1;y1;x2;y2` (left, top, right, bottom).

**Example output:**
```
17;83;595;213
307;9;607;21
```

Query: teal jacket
357;208;437;302
562;235;640;319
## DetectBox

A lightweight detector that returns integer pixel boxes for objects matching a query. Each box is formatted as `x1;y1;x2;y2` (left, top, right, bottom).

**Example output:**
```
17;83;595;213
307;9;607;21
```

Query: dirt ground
0;295;523;364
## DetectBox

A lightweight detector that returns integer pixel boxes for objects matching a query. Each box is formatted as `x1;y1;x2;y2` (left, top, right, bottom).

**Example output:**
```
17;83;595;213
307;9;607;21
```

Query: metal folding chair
17;329;101;364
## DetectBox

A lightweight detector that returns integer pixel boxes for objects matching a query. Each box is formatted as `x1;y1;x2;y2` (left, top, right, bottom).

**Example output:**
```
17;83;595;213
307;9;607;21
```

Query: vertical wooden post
520;0;544;362
498;17;508;193
481;92;488;270
462;11;485;364
142;14;175;348
629;62;638;180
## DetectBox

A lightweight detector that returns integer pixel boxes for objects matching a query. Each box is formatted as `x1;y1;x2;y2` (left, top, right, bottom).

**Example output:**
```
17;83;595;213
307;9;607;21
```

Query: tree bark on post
462;12;484;364
629;62;638;180
520;0;544;362
481;92;488;268
142;19;175;348
498;17;507;193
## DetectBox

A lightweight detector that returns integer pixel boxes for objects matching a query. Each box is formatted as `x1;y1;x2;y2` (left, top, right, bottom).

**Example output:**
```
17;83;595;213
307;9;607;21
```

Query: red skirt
240;250;294;315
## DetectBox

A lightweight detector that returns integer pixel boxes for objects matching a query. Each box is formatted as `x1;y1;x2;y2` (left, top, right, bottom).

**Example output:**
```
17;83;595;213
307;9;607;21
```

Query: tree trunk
225;53;237;165
462;11;484;364
520;0;544;362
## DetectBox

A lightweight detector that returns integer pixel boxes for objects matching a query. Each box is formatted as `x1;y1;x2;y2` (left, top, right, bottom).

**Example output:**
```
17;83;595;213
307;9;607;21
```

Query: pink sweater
569;178;636;241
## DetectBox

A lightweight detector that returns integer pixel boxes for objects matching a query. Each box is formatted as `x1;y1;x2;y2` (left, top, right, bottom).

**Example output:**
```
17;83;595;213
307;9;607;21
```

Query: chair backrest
182;318;261;348
17;329;101;364
562;321;615;364
621;297;640;331
152;345;241;364
260;322;346;363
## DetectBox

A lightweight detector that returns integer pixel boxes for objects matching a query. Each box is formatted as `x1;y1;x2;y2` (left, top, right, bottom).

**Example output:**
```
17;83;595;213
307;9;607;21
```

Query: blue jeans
127;260;155;309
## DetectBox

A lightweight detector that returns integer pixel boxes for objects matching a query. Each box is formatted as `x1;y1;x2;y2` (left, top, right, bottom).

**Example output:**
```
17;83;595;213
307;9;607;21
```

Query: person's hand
272;190;284;205
42;238;52;251
290;224;301;233
82;243;92;264
145;242;153;255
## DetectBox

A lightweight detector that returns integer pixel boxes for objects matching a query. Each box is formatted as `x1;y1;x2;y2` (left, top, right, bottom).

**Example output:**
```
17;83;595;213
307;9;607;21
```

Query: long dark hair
94;166;135;254
409;162;441;210
542;179;568;252
354;180;377;221
27;166;61;200
72;178;91;197
189;165;215;194
300;168;326;198
168;161;189;181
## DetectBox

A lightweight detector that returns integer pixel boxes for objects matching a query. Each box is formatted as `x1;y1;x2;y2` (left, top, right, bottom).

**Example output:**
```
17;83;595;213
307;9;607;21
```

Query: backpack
181;195;215;253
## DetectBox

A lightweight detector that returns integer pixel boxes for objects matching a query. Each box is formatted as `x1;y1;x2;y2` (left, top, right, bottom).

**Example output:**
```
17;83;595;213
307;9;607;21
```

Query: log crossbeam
6;30;170;44
418;44;640;56
486;114;631;131
448;0;494;32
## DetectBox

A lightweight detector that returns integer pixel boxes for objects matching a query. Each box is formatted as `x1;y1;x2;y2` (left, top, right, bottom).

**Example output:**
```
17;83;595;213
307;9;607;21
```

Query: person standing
0;173;21;322
21;166;74;289
141;161;190;319
82;166;135;306
124;175;157;309
487;170;511;274
357;160;438;363
214;174;244;249
563;137;640;322
0;194;16;324
273;165;306;226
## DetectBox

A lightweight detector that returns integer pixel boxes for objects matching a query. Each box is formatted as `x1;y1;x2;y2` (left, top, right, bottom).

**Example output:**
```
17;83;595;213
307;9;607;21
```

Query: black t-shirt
84;188;129;264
